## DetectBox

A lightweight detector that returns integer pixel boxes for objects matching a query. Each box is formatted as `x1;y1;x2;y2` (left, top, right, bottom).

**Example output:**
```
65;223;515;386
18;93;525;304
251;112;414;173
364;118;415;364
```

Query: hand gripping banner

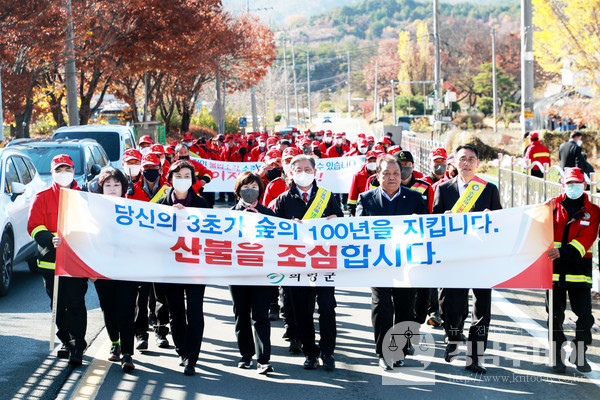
56;190;553;289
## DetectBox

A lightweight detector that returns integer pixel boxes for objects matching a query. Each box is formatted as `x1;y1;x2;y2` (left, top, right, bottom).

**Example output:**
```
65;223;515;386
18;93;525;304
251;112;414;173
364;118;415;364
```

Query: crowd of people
26;127;598;378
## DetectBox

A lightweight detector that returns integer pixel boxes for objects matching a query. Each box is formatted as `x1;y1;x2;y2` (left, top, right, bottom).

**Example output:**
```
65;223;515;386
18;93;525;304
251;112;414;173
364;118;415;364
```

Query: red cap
165;147;176;155
139;135;154;145
430;147;447;160
168;140;179;147
183;132;193;141
267;137;278;145
530;132;539;141
367;135;375;142
311;141;321;148
123;149;142;162
387;145;401;155
300;139;311;147
225;135;235;142
333;133;342;139
282;147;300;160
563;167;585;184
357;133;366;139
325;130;333;136
365;150;377;160
247;134;255;140
141;153;161;167
379;136;392;144
51;154;74;170
373;144;385;153
150;144;165;155
358;139;368;147
373;149;385;158
264;149;282;165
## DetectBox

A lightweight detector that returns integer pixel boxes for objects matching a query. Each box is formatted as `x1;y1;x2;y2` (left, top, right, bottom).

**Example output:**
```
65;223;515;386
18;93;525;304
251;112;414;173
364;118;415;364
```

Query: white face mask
366;162;377;171
259;141;266;148
124;164;141;177
172;178;192;193
53;171;74;187
283;163;291;175
335;138;343;145
183;141;193;148
358;147;368;154
293;172;314;188
324;137;332;143
576;139;583;146
140;147;151;155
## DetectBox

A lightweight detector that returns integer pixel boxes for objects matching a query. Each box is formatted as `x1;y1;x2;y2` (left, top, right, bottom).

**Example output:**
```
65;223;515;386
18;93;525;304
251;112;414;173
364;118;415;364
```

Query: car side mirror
90;164;102;176
10;182;26;201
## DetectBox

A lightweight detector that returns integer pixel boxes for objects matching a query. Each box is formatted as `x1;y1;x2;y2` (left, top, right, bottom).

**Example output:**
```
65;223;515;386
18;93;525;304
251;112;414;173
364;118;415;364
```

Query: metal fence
400;135;444;176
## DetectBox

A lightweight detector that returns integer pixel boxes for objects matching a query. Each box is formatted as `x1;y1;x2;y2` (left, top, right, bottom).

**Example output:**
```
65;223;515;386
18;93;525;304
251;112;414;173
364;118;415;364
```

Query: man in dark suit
356;154;428;371
432;144;502;374
559;132;585;172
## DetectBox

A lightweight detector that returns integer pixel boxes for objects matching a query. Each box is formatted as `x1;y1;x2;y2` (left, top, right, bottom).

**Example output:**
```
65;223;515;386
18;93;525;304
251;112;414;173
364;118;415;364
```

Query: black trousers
414;288;439;324
281;286;297;339
371;287;416;357
546;287;593;347
42;270;88;352
230;285;271;363
270;287;280;311
289;287;336;358
152;283;170;336
531;169;544;178
439;288;491;360
161;283;206;366
135;283;150;340
94;279;138;355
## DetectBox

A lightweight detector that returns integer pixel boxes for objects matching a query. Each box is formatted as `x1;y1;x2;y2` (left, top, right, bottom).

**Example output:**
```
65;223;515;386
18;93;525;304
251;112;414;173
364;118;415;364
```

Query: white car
0;148;46;296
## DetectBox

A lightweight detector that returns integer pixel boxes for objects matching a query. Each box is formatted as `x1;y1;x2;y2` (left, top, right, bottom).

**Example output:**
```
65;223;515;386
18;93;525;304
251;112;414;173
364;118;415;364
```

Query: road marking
69;335;112;400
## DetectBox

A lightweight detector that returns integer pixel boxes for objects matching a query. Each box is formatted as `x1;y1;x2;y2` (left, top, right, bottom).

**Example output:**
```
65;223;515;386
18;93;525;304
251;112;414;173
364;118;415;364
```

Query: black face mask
179;155;190;161
401;167;413;180
143;169;160;182
313;149;321;157
239;147;247;157
266;167;283;181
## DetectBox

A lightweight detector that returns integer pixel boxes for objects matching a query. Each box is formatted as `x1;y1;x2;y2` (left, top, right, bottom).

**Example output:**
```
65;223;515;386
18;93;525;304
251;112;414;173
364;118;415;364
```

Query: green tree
472;63;514;99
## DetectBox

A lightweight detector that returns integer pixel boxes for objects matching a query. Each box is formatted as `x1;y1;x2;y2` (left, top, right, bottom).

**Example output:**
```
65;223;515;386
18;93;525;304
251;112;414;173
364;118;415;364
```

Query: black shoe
552;358;567;373
444;343;458;363
238;357;253;369
121;354;135;372
258;363;274;375
427;314;442;327
69;349;83;367
57;343;69;359
179;357;185;367
444;334;467;344
148;313;157;327
303;356;319;369
135;338;148;351
184;364;195;376
379;357;392;371
465;361;487;374
268;308;280;321
156;334;169;348
393;359;405;367
108;343;121;362
289;338;302;354
282;330;290;340
571;343;592;373
321;354;335;371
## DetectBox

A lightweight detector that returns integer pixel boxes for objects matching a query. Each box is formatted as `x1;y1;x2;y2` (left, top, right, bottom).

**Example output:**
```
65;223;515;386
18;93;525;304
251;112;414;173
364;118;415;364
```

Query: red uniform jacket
325;144;350;158
262;177;288;208
126;176;170;202
524;141;551;171
348;165;374;206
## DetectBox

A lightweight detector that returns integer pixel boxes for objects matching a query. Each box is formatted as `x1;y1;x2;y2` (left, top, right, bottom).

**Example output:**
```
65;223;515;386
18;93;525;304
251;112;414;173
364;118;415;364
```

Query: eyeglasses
458;157;478;164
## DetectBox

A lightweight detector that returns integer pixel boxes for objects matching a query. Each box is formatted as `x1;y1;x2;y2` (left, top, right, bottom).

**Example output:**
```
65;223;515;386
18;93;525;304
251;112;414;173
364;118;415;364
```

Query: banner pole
49;274;59;351
548;288;554;366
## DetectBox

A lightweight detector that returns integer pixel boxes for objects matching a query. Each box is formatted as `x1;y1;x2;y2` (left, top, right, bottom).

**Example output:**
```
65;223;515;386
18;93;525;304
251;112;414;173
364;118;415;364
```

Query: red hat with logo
139;135;154;145
168;140;179;148
334;133;343;139
150;144;165;155
365;150;377;160
141;153;161;167
267;137;278;146
430;147;447;160
282;147;300;160
247;134;255;140
165;147;176;155
379;136;392;145
300;139;311;147
311;141;321;148
530;131;539;141
563;167;585;184
183;132;193;141
264;149;282;165
358;133;366;139
325;130;333;136
358;139;369;147
387;145;402;155
123;148;142;162
225;135;235;142
367;135;375;143
51;154;74;170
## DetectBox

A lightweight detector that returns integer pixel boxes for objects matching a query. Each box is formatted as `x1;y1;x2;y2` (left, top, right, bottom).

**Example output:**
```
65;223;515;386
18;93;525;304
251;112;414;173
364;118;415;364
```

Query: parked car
52;124;137;170
7;139;109;189
322;116;332;123
0;148;47;296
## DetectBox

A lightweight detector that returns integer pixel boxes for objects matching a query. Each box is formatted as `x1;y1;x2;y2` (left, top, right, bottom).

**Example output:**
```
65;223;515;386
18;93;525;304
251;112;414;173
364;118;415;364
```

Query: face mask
324;137;332;143
240;188;260;204
401;166;413;180
259;141;266;148
358;147;368;154
183;141;193;148
366;162;377;171
227;142;234;148
433;164;447;176
172;178;192;193
293;172;314;187
303;147;312;155
266;167;283;181
53;171;74;187
247;140;253;146
283;163;292;175
124;164;141;177
179;155;190;161
316;135;322;141
576;139;583;146
143;168;160;182
565;183;584;200
335;138;343;145
140;147;151;155
314;149;321;157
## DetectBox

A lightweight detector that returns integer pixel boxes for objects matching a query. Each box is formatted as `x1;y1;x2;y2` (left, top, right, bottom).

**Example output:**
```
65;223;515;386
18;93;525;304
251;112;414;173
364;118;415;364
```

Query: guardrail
400;134;444;176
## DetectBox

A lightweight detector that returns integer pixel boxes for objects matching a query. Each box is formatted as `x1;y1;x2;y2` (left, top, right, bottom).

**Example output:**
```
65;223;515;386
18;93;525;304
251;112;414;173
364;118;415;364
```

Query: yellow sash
150;185;170;203
302;187;332;220
451;176;487;213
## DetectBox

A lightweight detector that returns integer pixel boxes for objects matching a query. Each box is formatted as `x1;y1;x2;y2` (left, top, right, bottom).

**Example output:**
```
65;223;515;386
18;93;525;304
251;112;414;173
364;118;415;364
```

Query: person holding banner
156;160;211;376
273;154;344;371
355;154;428;370
546;167;599;373
432;144;501;374
27;154;88;366
229;171;275;374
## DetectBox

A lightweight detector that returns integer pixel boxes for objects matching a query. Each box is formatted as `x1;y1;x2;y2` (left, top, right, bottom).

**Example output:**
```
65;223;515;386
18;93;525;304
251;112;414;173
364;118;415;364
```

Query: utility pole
374;60;379;120
521;0;534;134
491;27;498;133
64;0;79;126
143;72;148;122
391;80;396;126
216;70;222;135
291;37;299;126
307;51;312;124
282;33;290;125
433;0;441;128
247;1;259;132
347;51;351;117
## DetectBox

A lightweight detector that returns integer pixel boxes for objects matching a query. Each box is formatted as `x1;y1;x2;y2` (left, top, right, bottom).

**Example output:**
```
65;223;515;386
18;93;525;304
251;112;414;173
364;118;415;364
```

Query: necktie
302;192;309;203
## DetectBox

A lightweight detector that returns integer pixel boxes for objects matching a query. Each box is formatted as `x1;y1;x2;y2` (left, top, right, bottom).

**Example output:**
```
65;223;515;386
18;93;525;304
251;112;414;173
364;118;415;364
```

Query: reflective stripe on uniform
533;152;550;158
31;225;48;239
38;261;56;270
554;242;561;249
552;274;560;281
568;239;586;258
564;274;592;284
347;199;357;205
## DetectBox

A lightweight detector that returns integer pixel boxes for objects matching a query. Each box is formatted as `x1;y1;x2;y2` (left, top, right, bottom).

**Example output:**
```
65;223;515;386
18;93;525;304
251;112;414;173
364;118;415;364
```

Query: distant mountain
222;0;517;27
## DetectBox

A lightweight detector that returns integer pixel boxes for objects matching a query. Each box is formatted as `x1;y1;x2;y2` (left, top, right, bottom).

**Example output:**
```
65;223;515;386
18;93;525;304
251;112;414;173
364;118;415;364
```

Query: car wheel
27;257;39;274
0;232;14;297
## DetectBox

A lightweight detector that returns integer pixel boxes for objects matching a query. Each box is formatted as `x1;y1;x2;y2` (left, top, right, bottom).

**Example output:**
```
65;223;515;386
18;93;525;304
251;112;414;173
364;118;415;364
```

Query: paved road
311;118;370;141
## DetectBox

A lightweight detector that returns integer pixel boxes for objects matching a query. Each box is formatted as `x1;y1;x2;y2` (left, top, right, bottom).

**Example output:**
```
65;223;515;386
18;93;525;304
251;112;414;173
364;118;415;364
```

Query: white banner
57;190;553;289
192;156;365;193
